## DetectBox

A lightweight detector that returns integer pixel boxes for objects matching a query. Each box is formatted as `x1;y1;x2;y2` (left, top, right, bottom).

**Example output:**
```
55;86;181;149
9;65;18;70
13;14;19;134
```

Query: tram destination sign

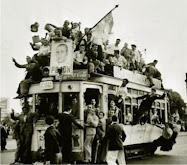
40;81;54;90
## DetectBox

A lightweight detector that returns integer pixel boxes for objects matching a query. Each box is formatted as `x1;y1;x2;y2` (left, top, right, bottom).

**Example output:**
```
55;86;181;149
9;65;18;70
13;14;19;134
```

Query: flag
92;12;114;44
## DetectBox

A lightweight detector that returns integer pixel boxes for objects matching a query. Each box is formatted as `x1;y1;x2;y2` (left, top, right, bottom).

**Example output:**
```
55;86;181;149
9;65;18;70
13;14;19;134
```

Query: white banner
113;66;162;89
49;40;73;76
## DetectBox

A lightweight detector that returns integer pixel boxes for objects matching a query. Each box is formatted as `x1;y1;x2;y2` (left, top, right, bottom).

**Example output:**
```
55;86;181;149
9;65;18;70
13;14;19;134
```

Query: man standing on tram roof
133;87;166;124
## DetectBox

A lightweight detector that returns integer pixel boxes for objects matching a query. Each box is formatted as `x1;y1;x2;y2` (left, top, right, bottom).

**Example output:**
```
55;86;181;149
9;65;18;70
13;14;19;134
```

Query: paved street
0;136;16;165
1;133;187;165
127;132;187;164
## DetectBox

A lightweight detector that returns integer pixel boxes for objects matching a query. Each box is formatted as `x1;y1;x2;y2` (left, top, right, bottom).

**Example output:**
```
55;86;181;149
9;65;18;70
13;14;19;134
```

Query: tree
2;114;14;128
166;89;186;120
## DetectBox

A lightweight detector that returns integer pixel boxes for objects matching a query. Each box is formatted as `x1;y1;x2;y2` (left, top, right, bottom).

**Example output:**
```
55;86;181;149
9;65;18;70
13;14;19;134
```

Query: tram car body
27;66;168;161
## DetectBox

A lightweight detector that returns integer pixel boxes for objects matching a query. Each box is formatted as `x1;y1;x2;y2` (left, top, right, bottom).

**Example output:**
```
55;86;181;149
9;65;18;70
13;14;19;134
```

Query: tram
27;63;168;161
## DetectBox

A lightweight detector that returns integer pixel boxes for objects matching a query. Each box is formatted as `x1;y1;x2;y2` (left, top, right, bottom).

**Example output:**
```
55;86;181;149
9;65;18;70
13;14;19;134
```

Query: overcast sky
1;0;187;112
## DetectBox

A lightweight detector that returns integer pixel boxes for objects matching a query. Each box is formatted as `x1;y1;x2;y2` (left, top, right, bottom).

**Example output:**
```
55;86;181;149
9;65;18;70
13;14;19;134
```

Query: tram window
132;89;138;95
161;110;165;123
132;105;138;122
161;103;165;109
156;102;160;108
139;90;144;95
84;88;100;108
127;88;131;94
132;98;138;104
108;85;116;91
35;93;58;118
63;93;79;119
125;97;131;104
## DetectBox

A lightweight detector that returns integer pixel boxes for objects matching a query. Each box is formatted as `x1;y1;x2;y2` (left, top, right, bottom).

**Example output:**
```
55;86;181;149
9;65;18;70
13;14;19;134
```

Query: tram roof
29;67;164;95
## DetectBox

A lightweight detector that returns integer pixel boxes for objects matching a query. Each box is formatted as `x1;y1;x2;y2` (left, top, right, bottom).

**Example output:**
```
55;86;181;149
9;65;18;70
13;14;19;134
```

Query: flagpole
90;4;119;31
76;4;119;46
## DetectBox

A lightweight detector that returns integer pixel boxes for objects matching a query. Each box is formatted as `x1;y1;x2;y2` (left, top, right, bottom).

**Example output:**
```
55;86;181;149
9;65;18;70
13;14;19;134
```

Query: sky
1;0;187;112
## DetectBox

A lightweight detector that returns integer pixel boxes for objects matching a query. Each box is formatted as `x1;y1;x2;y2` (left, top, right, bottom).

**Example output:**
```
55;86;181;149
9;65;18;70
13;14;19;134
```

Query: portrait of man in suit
55;44;68;65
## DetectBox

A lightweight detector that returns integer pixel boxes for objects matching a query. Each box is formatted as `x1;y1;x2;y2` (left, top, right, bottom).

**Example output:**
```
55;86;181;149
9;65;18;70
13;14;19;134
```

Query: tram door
62;92;83;155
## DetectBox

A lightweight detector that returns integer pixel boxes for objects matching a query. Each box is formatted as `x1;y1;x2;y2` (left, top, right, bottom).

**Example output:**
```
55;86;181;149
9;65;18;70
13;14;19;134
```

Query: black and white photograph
1;0;187;164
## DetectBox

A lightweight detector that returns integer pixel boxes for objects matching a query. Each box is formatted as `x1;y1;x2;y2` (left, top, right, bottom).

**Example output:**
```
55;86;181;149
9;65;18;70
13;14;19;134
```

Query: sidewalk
0;136;16;165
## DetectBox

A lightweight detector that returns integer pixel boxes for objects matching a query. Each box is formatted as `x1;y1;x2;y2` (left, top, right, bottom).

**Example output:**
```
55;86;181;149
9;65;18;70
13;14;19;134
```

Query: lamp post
58;67;63;113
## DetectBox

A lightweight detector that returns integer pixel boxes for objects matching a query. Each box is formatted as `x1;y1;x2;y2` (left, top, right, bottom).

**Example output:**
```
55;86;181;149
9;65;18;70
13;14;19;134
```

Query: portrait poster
49;40;73;76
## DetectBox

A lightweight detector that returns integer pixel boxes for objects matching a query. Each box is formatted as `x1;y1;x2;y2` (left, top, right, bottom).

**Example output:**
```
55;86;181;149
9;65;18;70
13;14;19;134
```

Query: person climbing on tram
133;87;166;124
143;60;164;88
11;104;39;164
151;122;173;154
12;56;42;99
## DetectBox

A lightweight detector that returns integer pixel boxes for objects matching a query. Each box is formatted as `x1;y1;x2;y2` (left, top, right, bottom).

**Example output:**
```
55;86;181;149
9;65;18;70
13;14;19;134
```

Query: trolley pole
185;73;187;96
58;68;63;113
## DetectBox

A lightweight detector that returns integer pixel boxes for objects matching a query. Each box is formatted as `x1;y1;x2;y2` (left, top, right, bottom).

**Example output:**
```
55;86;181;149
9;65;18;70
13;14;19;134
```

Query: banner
49;40;73;76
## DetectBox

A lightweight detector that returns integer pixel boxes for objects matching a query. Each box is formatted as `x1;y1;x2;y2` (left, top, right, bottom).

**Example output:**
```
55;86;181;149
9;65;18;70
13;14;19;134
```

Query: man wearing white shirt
107;39;121;55
73;45;88;69
114;50;127;68
131;44;141;71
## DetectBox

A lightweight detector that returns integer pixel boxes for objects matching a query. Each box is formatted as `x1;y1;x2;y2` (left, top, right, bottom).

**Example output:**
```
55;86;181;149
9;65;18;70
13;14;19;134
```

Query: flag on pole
92;12;114;44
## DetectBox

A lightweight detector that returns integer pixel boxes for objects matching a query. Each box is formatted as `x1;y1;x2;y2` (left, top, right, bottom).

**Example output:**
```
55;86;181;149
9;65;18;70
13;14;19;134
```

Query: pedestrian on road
1;123;8;151
105;115;126;165
57;106;83;164
44;115;62;164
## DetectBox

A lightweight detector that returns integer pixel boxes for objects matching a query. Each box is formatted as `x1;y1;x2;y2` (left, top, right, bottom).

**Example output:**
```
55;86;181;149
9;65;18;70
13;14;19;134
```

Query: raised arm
10;109;19;120
136;94;149;100
156;93;166;100
12;58;27;68
49;23;61;29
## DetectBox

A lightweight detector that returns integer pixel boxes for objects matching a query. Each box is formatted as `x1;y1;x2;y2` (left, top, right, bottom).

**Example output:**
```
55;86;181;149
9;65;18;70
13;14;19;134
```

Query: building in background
0;97;10;121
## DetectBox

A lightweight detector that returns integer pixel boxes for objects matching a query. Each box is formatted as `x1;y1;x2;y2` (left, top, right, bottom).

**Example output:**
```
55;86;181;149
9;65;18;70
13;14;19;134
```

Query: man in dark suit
57;106;83;164
44;115;62;164
11;105;38;163
134;87;166;124
1;123;8;151
105;115;126;165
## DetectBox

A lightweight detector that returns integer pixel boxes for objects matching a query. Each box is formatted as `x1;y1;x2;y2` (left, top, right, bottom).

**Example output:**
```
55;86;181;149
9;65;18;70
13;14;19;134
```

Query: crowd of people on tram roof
12;20;164;99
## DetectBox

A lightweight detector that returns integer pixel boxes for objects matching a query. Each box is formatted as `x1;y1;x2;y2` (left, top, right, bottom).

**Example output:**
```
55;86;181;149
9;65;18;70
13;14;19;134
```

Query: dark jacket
11;112;38;135
57;113;83;144
44;126;61;161
57;112;83;163
106;123;126;150
137;93;165;111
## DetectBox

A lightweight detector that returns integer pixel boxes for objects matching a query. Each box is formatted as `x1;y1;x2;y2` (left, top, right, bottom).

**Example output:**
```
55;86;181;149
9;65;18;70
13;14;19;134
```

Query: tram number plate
40;81;53;90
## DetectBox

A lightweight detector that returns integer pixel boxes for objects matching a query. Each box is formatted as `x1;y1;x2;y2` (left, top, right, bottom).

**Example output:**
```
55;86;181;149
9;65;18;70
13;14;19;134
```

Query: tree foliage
166;89;186;119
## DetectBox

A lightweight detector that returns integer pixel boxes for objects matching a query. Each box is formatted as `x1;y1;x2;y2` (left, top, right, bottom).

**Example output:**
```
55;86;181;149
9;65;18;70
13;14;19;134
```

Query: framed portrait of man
50;40;74;76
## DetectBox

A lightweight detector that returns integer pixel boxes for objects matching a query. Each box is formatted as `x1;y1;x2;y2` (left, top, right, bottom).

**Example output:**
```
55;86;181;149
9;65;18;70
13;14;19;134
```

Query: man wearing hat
130;44;141;71
133;87;166;124
11;105;39;163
